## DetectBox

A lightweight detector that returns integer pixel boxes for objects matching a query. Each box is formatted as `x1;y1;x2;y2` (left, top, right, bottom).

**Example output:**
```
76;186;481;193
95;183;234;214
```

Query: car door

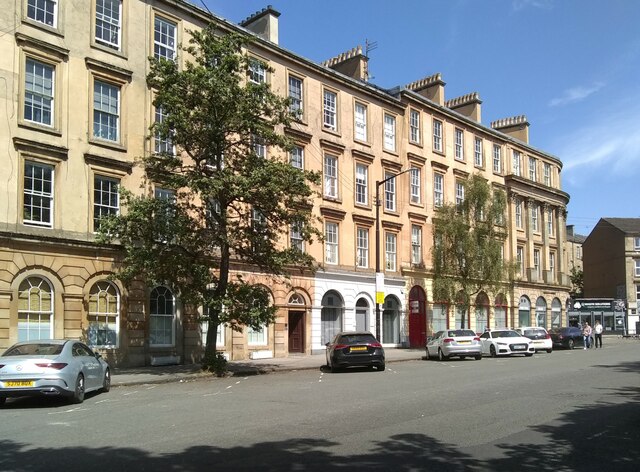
73;342;102;390
479;332;492;354
427;331;443;356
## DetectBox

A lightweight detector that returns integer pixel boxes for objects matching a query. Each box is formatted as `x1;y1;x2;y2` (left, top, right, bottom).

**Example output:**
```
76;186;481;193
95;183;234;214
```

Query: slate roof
600;218;640;234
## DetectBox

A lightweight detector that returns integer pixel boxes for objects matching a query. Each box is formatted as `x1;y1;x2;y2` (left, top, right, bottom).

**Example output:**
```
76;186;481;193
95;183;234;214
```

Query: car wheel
71;374;85;404
546;349;552;354
460;356;466;360
330;359;340;373
567;339;575;350
490;345;497;358
438;349;448;361
475;354;482;361
378;364;386;372
0;396;5;406
102;368;111;393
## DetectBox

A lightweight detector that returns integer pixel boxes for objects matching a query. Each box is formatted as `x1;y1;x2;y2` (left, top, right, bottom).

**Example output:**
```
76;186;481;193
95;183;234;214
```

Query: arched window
551;298;562;328
475;292;489;333
432;303;448;332
383;296;400;344
150;286;175;346
88;281;119;347
321;291;343;344
536;297;548;328
494;293;507;328
518;295;531;327
455;291;470;329
18;276;53;341
288;293;305;305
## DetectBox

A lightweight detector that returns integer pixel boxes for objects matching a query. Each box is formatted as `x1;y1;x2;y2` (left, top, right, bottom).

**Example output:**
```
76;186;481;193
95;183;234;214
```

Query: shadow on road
2;374;638;471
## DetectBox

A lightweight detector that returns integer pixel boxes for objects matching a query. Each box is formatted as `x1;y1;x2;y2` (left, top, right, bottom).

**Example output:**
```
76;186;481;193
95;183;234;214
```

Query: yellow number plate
5;381;34;388
350;346;367;352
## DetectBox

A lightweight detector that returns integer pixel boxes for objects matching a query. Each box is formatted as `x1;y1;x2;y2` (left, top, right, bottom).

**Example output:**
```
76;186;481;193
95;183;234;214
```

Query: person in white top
594;320;603;348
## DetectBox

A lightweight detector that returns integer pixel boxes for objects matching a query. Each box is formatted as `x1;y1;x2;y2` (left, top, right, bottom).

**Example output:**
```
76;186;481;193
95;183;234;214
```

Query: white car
515;327;553;353
479;330;535;357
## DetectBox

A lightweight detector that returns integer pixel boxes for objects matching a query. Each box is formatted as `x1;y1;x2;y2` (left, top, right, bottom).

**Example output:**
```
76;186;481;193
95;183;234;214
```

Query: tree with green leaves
432;174;512;329
98;27;321;368
569;266;584;298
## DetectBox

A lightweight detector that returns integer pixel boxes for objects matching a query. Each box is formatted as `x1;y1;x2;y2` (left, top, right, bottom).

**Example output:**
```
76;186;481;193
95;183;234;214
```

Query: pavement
111;348;425;387
111;335;638;387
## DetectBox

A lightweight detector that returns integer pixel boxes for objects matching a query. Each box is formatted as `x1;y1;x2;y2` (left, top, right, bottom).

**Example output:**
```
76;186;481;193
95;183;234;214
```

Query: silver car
425;329;482;361
0;339;111;406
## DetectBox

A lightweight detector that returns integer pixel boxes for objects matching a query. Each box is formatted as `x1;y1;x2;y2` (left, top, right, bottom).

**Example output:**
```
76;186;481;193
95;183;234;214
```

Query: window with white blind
383;113;396;151
354;102;367;141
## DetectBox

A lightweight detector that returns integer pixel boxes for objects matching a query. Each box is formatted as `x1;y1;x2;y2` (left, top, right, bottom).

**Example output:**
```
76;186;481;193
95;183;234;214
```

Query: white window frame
356;227;369;268
323;89;337;131
635;260;640;277
385;232;397;271
383;113;396;152
635;237;640;250
355;163;368;205
18;276;54;341
411;225;422;264
95;0;122;50
149;285;175;347
515;198;523;229
534;249;541;279
252;134;266;158
323;154;338;198
93;174;120;232
93;79;120;142
455;181;465;207
532;203;539;232
493;144;502;173
549;252;556;278
24;58;55;127
354;102;367;142
290;221;304;252
87;280;120;348
474;137;483;167
248;58;266;84
154;16;177;61
27;0;57;28
409;109;420;144
434;173;444;207
513;150;522;176
154;105;174;154
290;145;304;169
544;163;551;186
384;172;396;211
410;167;421;204
433;119;443;152
517;246;525;276
454;128;464;160
547;208;554;237
325;221;338;265
247;323;268;346
529;157;537;182
288;75;303;116
23;160;54;228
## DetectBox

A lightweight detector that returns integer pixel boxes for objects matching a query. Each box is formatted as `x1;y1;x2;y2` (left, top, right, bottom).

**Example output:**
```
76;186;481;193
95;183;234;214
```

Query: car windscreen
523;329;546;338
339;334;377;345
493;331;520;338
448;330;476;337
3;343;64;356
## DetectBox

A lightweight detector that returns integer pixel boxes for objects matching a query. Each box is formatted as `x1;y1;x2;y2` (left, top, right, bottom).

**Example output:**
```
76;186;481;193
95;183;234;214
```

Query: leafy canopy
432;174;512;324
98;27;321;358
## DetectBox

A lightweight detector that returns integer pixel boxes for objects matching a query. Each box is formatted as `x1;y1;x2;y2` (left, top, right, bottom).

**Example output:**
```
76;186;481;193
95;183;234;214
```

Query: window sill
91;42;128;60
88;138;128;153
18;121;62;137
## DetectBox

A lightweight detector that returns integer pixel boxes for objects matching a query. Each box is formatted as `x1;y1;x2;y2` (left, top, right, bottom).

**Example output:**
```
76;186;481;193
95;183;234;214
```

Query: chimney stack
445;92;482;122
240;5;281;45
491;115;530;144
405;73;446;106
321;46;369;82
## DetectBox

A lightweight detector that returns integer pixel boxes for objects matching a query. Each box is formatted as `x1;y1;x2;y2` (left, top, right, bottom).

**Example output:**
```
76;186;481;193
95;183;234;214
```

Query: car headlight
497;342;507;346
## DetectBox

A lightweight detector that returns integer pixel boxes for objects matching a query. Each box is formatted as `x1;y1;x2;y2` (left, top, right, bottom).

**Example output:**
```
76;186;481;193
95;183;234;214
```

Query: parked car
548;326;585;349
425;329;482;361
325;331;385;372
515;327;553;353
479;330;535;357
0;339;111;406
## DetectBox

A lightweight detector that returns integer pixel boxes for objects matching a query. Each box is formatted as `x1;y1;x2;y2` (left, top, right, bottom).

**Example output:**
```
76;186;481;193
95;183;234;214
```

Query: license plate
6;381;34;387
350;346;367;352
458;340;470;344
513;345;525;350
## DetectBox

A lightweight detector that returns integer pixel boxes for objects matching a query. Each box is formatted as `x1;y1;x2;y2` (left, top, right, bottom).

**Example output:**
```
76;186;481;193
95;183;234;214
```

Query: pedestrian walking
594;320;603;348
582;322;592;349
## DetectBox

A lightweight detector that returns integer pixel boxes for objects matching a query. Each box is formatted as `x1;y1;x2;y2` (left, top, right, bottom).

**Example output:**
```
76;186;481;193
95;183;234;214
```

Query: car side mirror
426;336;433;342
325;342;330;347
95;352;102;359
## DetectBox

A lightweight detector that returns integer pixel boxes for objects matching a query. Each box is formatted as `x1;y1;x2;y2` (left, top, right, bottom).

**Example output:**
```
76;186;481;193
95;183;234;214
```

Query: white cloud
558;103;640;183
549;82;605;107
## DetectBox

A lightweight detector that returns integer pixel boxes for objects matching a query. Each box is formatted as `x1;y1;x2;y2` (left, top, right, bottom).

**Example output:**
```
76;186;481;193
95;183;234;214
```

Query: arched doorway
355;298;370;332
408;286;426;347
494;293;507;328
518;295;531;327
551;298;562;328
475;292;489;334
536;296;547;328
382;296;401;344
288;293;306;353
321;291;344;345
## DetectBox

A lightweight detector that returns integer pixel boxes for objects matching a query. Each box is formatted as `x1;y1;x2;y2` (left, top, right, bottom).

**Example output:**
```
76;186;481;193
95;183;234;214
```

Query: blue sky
202;0;640;237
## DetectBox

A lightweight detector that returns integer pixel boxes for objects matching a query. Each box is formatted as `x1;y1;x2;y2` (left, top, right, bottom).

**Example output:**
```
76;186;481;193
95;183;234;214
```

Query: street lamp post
375;168;412;341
